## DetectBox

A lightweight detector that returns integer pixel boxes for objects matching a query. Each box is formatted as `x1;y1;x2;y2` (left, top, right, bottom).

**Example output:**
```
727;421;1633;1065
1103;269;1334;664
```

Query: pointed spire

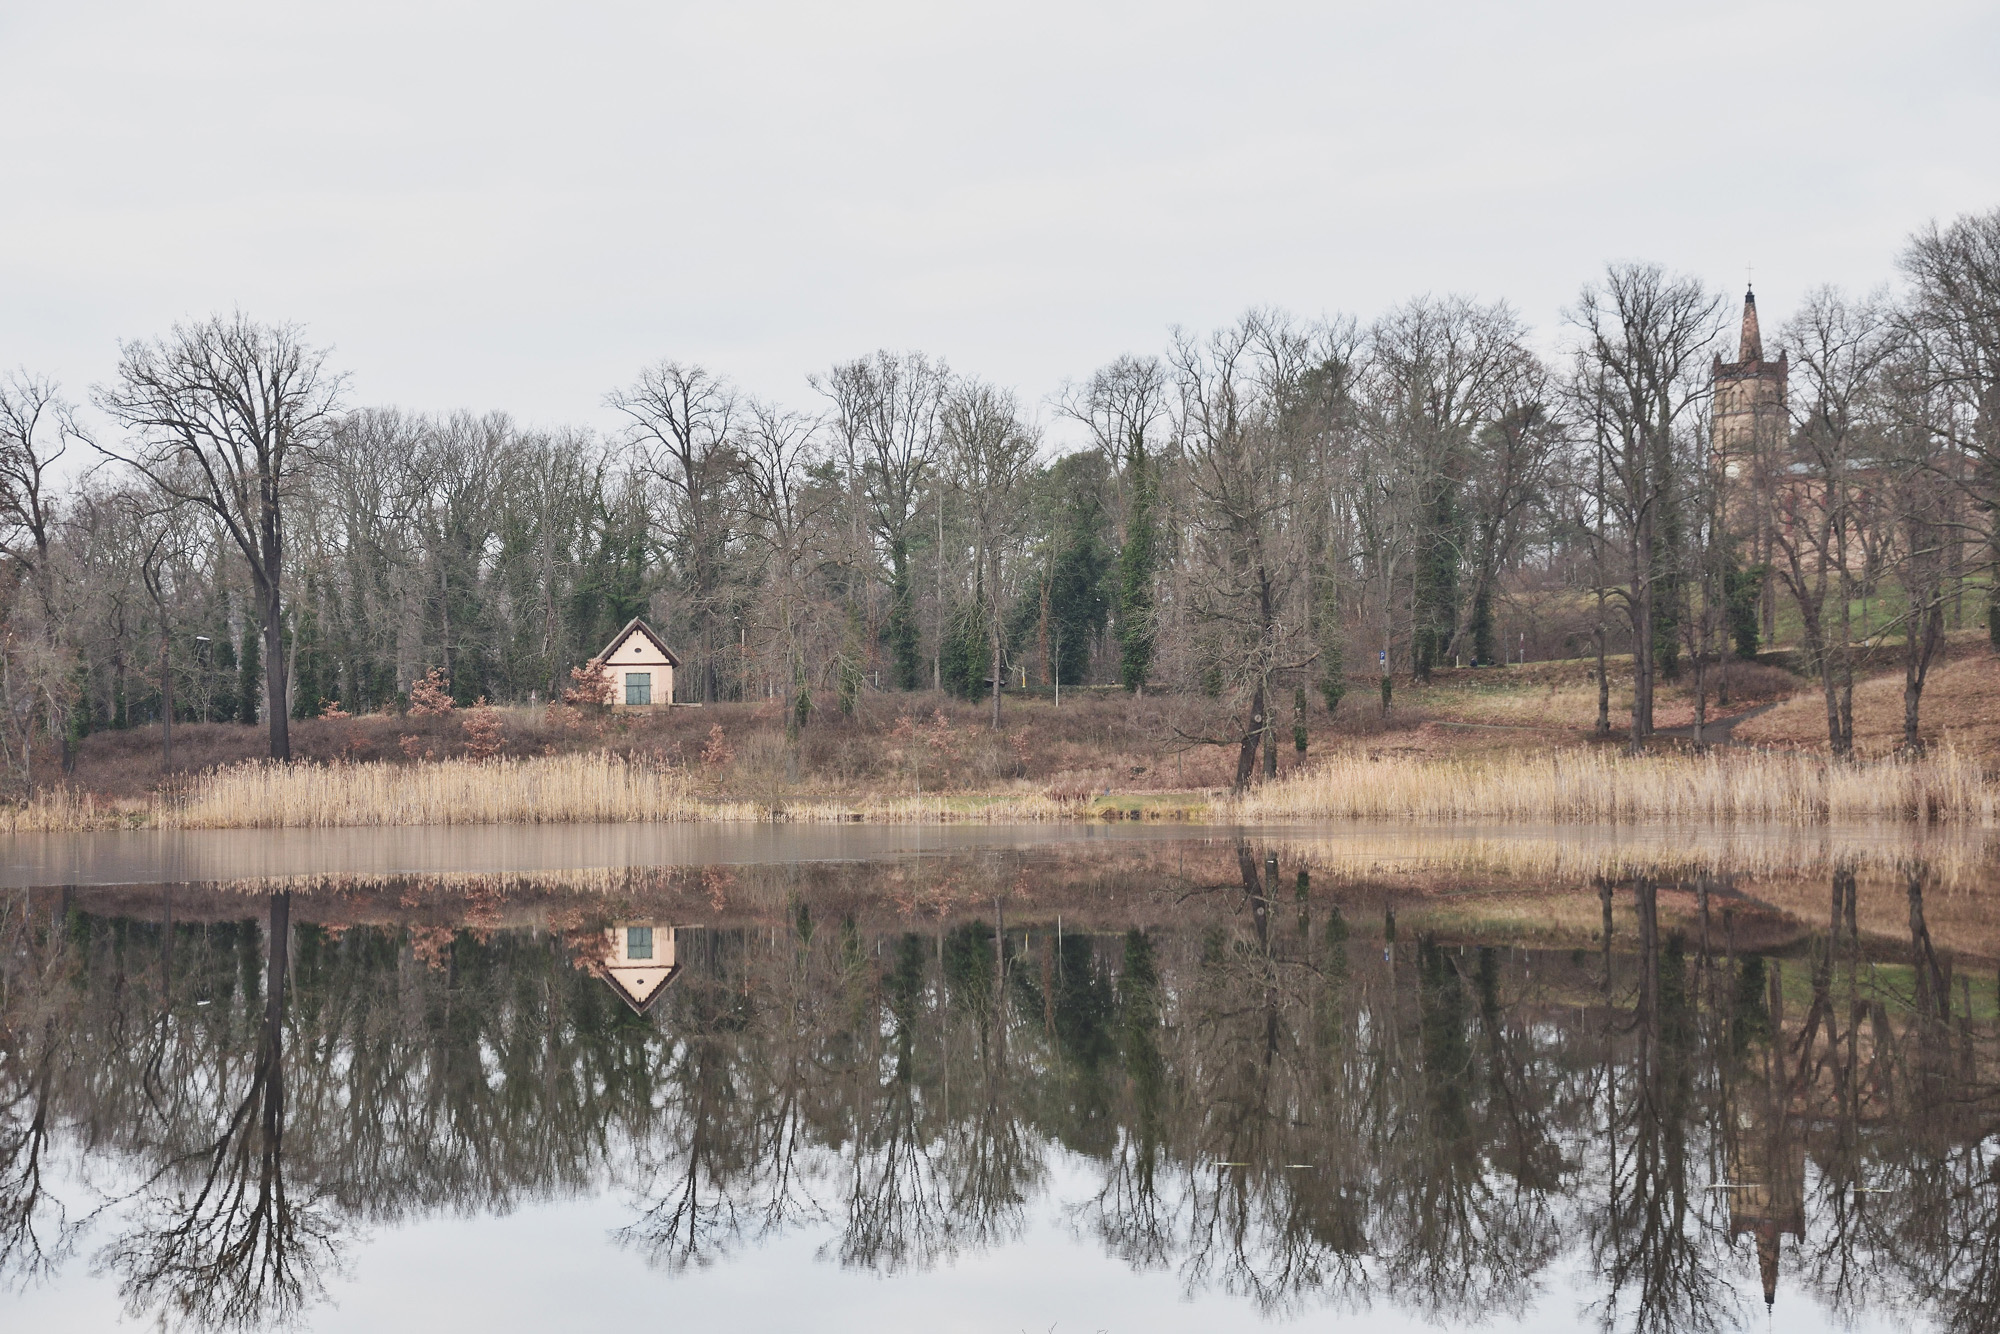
1739;287;1764;363
1759;1224;1780;1308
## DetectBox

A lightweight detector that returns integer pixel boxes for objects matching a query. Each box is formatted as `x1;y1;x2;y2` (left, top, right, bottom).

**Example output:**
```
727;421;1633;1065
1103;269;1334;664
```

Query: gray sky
4;0;1996;440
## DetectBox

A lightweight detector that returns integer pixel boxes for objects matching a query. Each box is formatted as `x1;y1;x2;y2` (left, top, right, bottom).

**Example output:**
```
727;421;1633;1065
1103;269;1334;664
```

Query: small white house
589;922;682;1014
592;616;680;711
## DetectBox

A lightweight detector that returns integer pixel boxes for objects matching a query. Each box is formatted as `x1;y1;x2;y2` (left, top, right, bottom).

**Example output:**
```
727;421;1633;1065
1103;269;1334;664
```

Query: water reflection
2;844;1997;1332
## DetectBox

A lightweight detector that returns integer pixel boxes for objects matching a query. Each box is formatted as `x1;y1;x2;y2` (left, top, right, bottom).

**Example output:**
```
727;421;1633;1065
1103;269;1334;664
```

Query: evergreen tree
1047;453;1112;687
238;621;261;727
213;630;240;723
1412;483;1461;679
1468;579;1496;666
940;597;988;700
1723;551;1763;660
1315;571;1346;714
887;540;922;691
1117;452;1158;691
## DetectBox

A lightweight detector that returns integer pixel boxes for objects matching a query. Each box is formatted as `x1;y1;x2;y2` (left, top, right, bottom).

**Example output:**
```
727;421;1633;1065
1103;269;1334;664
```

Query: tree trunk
160;626;173;771
261;575;290;762
1904;594;1943;753
1595;613;1609;739
1262;696;1277;781
989;566;1003;732
257;484;291;761
1691;644;1706;747
1235;682;1266;791
1630;509;1655;751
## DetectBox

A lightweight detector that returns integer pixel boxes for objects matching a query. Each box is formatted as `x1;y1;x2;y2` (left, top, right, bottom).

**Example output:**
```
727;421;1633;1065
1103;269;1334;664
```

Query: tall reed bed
166;754;729;828
1232;745;1997;825
162;754;1072;828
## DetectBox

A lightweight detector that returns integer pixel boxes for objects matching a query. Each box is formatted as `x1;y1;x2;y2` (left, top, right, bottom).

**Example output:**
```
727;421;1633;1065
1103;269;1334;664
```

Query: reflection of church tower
1712;287;1789;639
1726;1075;1806;1308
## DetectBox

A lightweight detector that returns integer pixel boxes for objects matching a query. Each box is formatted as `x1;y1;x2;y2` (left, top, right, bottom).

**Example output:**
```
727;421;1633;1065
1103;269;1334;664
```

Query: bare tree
1879;345;1958;752
736;402;832;771
609;363;737;703
0;372;78;781
1460;357;1560;667
1898;207;2000;642
1358;297;1526;679
815;353;947;692
1776;288;1896;758
1567;267;1720;748
131;496;198;771
1172;314;1332;787
941;379;1037;729
92;316;344;761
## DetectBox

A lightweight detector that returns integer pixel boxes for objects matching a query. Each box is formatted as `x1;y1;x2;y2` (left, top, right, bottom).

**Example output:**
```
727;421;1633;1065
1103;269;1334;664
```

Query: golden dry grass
1231;744;1996;825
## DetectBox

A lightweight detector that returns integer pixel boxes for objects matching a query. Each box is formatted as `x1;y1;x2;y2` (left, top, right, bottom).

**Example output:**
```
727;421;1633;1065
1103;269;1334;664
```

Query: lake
1;824;1992;1332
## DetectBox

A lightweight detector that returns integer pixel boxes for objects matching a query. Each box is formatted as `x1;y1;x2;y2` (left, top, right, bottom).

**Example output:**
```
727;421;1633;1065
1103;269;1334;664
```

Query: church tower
1713;287;1788;639
1713;287;1788;475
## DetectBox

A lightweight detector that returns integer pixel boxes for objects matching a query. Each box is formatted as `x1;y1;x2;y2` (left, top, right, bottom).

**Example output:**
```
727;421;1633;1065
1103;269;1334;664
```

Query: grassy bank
1;743;1994;831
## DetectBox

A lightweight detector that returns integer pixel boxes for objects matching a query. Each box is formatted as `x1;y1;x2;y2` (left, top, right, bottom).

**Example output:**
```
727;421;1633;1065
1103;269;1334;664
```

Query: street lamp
193;636;212;724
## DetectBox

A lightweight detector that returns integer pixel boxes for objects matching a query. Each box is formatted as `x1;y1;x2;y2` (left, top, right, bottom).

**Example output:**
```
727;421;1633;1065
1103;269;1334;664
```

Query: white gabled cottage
592;617;680;710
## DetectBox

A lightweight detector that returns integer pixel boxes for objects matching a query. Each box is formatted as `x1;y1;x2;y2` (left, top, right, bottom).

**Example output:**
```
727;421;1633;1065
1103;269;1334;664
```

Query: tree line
2;205;1996;781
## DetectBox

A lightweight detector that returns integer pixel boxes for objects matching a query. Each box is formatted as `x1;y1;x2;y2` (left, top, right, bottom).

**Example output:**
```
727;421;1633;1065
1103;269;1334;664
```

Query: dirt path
1652;700;1783;743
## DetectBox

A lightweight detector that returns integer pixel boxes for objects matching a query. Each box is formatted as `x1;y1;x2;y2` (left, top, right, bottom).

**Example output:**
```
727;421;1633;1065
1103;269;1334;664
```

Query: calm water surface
1;828;1993;1331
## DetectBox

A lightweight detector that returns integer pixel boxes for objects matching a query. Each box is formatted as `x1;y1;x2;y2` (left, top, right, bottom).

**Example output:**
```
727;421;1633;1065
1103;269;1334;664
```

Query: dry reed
1;743;1992;833
160;754;1071;829
1231;745;1997;825
166;754;728;828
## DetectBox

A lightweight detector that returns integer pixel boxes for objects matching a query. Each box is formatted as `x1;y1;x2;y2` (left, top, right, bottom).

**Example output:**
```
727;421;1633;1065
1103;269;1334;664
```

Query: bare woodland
2;208;1998;788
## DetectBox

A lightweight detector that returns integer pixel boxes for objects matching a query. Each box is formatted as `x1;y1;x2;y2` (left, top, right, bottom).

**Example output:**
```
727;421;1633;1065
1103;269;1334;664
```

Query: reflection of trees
1591;879;1731;1334
1371;936;1561;1322
102;893;340;1332
3;859;1999;1329
0;1017;68;1286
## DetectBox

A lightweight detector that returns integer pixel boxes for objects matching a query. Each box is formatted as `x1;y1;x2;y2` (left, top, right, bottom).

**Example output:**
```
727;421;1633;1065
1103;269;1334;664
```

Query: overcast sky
4;0;1996;442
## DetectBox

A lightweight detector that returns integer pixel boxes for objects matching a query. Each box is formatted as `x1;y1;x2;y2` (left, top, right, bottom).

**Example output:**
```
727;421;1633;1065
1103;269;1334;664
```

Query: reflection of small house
587;923;682;1014
590;617;680;711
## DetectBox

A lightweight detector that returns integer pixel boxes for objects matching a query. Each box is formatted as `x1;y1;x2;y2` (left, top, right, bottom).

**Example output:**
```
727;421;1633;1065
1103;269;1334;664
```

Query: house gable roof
594;616;681;669
588;959;683;1015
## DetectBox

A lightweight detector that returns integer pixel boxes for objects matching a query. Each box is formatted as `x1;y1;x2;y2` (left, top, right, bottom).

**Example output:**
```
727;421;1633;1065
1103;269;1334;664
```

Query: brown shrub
409;669;455;717
563;660;613;712
700;724;734;767
462;699;505;760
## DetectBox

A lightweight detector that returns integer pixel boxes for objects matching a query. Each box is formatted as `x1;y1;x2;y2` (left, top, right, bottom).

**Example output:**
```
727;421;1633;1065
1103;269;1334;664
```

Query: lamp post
193;636;212;724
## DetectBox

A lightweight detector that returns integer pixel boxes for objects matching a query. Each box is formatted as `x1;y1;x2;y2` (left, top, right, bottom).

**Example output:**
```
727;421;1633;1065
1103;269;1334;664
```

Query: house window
626;926;653;960
625;672;652;706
